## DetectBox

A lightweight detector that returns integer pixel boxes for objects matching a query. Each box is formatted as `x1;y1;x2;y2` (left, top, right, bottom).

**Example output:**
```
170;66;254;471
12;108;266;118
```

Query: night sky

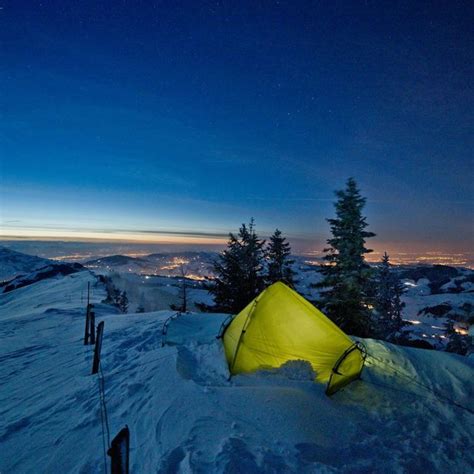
1;1;473;253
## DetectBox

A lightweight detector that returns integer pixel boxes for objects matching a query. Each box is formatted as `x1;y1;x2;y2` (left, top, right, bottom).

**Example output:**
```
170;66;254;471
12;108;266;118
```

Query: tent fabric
222;282;365;394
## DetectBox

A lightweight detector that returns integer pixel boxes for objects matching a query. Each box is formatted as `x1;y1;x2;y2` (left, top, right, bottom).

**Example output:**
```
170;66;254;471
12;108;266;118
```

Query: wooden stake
92;321;104;375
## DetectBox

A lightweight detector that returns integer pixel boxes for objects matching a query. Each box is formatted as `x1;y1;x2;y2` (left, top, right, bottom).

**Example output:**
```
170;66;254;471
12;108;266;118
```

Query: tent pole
216;314;234;339
229;299;259;374
326;342;366;395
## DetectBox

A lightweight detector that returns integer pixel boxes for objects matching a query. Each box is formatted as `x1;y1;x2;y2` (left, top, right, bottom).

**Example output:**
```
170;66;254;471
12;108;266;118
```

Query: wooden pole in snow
107;426;130;474
84;283;91;345
92;321;104;375
90;310;96;345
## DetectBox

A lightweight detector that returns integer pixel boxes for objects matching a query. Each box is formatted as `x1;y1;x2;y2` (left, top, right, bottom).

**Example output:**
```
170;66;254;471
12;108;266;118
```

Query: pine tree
317;178;375;337
170;266;188;312
374;252;405;340
209;219;265;313
179;265;188;313
110;287;122;308
375;252;392;323
392;277;405;329
266;229;296;287
118;290;129;313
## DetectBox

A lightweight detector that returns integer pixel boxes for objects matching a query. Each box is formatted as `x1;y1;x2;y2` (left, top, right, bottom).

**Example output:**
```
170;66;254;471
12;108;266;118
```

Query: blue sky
1;1;473;252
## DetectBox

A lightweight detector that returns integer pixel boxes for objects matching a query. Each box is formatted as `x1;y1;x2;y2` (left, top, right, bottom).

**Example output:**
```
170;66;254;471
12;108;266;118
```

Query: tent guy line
365;353;474;416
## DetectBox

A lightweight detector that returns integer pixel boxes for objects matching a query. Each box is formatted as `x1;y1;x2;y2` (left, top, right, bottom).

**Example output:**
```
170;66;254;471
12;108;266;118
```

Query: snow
0;247;52;281
1;270;473;472
100;272;213;313
401;284;474;345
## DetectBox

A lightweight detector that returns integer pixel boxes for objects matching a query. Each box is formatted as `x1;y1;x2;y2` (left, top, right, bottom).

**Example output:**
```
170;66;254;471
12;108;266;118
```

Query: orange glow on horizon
0;228;227;245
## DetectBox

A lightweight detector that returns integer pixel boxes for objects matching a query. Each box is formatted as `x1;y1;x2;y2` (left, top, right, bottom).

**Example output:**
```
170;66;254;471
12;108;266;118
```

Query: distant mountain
1;262;85;293
84;251;217;278
0;247;52;281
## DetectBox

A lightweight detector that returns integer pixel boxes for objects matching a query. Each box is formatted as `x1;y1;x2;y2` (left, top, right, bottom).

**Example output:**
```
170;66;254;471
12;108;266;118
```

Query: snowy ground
104;272;213;313
1;271;473;473
400;277;474;346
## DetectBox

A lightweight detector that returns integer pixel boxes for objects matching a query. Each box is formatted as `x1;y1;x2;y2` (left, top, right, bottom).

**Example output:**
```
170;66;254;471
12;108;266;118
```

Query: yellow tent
222;282;366;395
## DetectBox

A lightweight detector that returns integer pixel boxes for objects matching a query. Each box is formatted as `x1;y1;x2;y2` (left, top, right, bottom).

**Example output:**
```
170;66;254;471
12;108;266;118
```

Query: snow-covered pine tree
102;278;121;307
266;228;296;287
374;252;405;340
209;218;265;313
118;290;129;313
392;274;405;329
374;252;392;335
317;178;375;337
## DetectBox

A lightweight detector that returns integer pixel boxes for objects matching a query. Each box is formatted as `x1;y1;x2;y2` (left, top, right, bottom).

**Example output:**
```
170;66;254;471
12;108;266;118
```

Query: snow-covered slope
101;272;211;313
1;262;86;293
398;267;474;348
1;272;473;473
0;247;52;281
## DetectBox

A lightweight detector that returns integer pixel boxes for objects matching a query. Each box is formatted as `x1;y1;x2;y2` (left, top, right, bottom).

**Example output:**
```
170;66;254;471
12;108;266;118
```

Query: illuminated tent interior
222;282;366;395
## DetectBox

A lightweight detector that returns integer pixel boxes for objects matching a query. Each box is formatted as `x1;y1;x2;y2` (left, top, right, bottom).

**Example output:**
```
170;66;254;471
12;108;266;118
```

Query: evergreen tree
170;266;188;312
266;229;296;287
392;277;405;328
110;287;122;308
102;277;120;306
209;219;265;313
374;252;406;340
118;290;129;313
317;178;375;337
